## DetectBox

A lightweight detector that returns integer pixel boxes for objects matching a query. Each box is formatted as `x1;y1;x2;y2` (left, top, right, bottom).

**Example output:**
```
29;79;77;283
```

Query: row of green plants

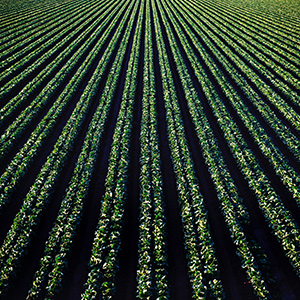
0;0;80;39
0;1;135;295
152;0;224;298
81;0;144;298
176;0;300;134
172;0;300;163
0;0;102;72
136;1;168;298
158;0;273;297
202;0;300;46
176;0;300;209
0;0;128;211
186;0;299;92
192;0;300;74
165;0;300;275
198;0;300;49
25;1;136;298
0;0;119;151
0;0;113;100
0;0;90;56
202;16;300;126
196;0;300;71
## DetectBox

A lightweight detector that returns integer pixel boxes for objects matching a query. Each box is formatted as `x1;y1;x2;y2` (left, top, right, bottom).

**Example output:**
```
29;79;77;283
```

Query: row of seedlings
174;0;300;207
0;0;134;294
136;0;168;298
25;0;138;298
0;0;80;39
0;0;91;58
0;0;104;72
170;0;300;164
189;1;300;79
207;0;300;44
0;0;122;155
189;0;300;80
0;0;114;98
157;0;271;297
152;0;224;298
0;0;129;210
186;0;299;92
186;0;300;111
176;0;300;129
81;0;145;298
164;0;300;275
197;0;300;49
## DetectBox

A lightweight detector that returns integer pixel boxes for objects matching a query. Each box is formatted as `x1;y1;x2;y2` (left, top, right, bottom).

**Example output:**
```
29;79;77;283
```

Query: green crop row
204;0;300;44
165;0;300;276
152;0;224;298
0;0;90;58
0;1;135;294
0;0;104;73
175;0;300;134
0;0;114;103
185;0;299;91
158;0;274;297
81;0;144;298
176;0;300;207
25;1;135;298
0;0;79;40
0;0;127;211
136;1;168;298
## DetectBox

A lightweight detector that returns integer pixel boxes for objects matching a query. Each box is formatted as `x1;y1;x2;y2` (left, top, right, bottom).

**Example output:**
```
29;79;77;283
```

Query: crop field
0;0;299;299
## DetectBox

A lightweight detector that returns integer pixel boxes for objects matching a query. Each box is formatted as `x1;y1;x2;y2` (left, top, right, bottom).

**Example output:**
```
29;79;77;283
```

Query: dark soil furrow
0;0;94;63
171;1;300;143
0;1;116;110
0;5;97;75
0;0;80;39
187;0;300;78
0;3;128;243
0;0;128;172
0;6;137;299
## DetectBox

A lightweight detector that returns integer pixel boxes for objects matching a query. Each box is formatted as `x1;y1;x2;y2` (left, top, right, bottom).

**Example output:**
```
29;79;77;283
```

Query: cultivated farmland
0;0;299;299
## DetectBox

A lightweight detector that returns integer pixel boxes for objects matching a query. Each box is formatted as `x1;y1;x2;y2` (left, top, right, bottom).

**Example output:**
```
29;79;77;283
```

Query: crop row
136;0;168;298
0;0;115;102
0;0;78;37
25;1;137;298
164;0;300;276
186;0;299;92
173;0;300;207
177;0;300;141
0;0;90;59
0;0;136;294
204;0;300;43
0;0;105;74
157;0;276;297
0;0;128;211
152;0;225;298
81;0;144;298
0;0;299;298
